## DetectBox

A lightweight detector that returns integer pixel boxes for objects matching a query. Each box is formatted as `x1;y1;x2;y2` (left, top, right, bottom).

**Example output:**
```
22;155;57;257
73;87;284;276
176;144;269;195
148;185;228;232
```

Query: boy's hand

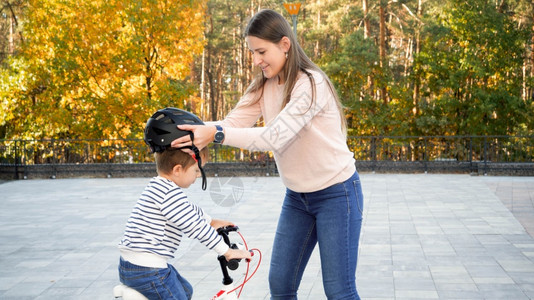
211;219;234;229
224;248;252;262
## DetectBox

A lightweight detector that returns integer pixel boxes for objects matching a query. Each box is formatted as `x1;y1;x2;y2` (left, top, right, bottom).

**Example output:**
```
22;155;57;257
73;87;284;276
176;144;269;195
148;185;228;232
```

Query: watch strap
214;125;224;144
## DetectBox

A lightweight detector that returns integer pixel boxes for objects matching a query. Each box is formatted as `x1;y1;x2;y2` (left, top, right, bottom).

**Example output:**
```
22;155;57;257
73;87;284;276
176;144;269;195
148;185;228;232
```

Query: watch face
215;131;225;142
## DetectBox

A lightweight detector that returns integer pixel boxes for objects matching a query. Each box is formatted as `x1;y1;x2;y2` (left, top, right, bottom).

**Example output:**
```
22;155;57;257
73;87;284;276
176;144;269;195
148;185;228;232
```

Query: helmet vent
171;110;186;116
153;113;174;124
183;119;197;124
162;117;174;124
153;127;170;135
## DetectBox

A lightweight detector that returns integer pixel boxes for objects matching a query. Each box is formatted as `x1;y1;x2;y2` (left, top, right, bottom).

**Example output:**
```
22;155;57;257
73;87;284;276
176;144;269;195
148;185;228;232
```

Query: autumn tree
0;0;206;140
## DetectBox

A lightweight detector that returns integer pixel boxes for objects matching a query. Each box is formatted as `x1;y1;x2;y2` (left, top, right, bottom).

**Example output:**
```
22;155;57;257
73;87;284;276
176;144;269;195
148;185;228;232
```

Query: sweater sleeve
220;92;263;128
160;189;229;255
223;72;329;153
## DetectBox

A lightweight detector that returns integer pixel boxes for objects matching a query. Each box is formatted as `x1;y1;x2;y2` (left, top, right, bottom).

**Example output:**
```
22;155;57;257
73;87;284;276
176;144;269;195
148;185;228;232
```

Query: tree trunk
362;0;371;39
412;0;423;116
145;51;152;103
527;0;534;102
362;0;373;100
379;2;388;104
315;1;321;58
205;12;216;121
200;49;206;119
215;56;224;120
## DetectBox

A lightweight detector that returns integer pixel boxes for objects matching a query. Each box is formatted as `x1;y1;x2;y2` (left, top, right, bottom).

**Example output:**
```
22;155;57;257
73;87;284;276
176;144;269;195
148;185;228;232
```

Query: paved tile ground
1;174;534;300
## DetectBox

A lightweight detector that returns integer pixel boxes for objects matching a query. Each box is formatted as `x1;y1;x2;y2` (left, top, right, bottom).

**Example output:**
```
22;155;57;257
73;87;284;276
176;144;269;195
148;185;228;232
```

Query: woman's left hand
171;125;216;151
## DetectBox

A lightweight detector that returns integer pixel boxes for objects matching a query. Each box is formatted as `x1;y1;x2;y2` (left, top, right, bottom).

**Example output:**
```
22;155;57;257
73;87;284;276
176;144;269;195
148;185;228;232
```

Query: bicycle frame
210;283;239;300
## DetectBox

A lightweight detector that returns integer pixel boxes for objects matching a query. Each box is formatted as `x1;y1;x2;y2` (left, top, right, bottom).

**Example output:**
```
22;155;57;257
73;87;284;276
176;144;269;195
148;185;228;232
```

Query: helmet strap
188;132;207;191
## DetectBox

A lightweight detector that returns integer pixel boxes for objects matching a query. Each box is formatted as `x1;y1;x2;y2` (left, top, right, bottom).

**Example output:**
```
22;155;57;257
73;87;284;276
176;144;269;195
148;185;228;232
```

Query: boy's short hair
155;147;209;175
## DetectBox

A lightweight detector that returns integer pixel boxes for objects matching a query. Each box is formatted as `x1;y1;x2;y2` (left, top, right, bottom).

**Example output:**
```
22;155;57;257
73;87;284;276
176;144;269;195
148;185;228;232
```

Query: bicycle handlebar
216;225;239;235
217;226;239;249
214;225;262;298
216;226;243;284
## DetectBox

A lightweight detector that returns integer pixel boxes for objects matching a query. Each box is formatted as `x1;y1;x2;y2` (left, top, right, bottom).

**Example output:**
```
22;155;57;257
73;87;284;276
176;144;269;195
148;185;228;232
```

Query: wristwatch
213;125;225;144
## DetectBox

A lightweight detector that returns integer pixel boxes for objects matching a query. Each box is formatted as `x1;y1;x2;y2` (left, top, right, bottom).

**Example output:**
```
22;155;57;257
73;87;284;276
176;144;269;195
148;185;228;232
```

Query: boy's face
171;162;201;188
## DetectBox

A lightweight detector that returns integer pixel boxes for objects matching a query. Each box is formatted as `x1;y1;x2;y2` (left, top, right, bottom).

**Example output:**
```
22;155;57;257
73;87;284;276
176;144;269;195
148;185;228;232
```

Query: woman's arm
223;73;330;153
172;92;262;150
175;73;330;152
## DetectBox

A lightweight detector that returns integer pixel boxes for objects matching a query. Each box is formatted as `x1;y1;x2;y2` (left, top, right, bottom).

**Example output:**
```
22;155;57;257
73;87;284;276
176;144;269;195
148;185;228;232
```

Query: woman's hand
171;125;217;151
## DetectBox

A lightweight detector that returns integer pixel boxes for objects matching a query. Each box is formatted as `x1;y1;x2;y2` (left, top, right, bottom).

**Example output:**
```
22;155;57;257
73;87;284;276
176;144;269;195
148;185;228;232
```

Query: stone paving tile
1;174;534;299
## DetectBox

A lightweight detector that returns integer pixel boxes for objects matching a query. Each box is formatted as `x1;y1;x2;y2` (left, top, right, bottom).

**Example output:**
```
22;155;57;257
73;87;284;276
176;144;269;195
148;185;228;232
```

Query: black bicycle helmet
144;107;207;190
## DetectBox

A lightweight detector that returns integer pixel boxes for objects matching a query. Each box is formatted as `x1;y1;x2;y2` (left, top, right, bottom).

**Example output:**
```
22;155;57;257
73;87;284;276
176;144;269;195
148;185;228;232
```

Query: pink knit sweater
216;70;356;193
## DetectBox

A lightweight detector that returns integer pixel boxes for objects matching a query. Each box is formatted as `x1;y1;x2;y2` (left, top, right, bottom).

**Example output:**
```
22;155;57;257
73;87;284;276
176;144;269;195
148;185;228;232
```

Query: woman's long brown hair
243;9;347;135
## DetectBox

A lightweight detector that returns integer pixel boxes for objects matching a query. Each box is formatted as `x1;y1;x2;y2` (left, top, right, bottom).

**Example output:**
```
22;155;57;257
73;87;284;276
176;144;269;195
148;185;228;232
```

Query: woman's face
246;36;289;84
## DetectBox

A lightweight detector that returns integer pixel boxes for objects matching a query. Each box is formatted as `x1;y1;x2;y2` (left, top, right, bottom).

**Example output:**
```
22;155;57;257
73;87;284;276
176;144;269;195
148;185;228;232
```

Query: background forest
0;0;533;141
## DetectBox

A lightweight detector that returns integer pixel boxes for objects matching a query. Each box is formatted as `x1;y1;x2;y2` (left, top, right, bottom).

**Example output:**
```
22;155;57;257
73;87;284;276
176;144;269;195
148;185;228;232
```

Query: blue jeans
269;171;364;300
118;257;192;300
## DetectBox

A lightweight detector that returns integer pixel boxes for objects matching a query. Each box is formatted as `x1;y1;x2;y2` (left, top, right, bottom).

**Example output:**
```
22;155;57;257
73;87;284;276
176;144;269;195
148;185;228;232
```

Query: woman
172;9;364;299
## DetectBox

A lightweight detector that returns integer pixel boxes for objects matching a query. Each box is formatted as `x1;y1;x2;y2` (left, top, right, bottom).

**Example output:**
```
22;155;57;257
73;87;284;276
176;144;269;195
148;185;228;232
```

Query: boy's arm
190;201;213;224
160;190;229;255
194;208;235;230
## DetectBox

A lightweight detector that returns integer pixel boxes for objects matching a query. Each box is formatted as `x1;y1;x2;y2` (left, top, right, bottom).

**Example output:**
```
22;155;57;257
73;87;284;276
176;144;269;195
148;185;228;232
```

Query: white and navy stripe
119;176;225;259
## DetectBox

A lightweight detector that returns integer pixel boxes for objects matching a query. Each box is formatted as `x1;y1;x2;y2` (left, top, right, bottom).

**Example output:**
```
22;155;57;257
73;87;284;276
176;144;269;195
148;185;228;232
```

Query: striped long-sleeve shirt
118;176;229;267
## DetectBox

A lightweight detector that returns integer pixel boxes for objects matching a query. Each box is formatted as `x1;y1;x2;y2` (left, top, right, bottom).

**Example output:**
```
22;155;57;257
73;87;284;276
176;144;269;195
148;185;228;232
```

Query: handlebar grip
227;259;240;270
217;225;239;235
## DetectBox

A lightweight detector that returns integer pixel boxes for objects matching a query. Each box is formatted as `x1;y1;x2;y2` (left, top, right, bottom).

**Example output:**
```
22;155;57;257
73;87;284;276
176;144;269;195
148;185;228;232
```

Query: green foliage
416;0;530;136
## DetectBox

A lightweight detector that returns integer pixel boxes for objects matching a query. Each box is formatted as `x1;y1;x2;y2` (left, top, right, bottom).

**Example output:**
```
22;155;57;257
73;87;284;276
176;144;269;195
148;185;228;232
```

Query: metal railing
349;135;533;163
0;139;275;165
1;136;533;179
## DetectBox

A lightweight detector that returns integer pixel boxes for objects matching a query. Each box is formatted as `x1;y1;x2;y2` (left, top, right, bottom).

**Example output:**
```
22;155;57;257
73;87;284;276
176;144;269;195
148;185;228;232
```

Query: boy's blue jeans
118;257;192;300
269;171;364;300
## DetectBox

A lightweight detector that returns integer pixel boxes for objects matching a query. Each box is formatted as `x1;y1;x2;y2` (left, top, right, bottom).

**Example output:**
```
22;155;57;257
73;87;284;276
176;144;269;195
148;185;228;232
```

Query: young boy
118;108;251;300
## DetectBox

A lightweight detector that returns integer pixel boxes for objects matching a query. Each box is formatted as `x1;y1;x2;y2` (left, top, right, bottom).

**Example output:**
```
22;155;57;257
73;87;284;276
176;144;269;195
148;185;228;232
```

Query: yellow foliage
4;0;207;140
